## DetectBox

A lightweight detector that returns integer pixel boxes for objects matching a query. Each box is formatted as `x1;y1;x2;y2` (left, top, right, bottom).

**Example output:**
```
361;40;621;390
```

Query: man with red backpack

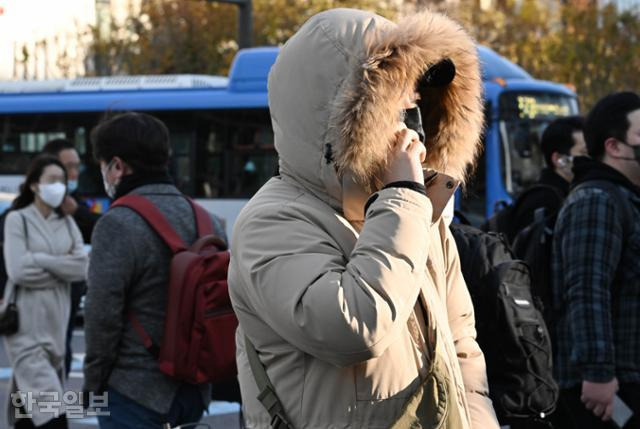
82;112;228;428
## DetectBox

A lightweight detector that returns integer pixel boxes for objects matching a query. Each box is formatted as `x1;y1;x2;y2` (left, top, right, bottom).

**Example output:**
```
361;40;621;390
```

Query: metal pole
238;0;252;49
205;0;252;49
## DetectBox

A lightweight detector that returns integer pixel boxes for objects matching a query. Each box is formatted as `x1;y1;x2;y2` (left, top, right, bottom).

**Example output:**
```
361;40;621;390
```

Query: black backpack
450;221;558;425
511;208;558;332
511;179;635;333
483;185;564;244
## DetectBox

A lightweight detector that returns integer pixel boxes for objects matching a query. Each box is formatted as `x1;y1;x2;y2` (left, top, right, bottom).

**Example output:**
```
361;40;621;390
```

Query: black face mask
622;142;640;162
619;141;640;164
403;107;425;143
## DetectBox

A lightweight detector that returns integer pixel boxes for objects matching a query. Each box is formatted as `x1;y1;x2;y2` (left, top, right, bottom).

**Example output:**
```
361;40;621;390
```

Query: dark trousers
65;281;86;377
97;385;205;429
554;383;640;429
15;414;68;429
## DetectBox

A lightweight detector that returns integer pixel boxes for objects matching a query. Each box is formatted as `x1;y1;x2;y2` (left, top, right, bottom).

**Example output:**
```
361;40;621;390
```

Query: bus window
498;92;578;195
74;127;87;155
0;114;90;178
197;108;276;199
0;108;278;201
170;132;196;196
229;125;275;198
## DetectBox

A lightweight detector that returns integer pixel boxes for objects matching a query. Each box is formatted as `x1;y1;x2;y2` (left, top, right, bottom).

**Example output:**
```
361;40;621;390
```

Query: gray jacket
83;184;226;414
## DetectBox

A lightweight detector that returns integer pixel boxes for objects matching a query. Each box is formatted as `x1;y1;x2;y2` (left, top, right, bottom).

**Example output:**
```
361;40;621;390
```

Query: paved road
0;327;242;428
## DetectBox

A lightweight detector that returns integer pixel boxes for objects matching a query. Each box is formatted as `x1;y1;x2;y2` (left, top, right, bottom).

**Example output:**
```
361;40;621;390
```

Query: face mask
442;195;455;227
101;160;118;199
67;179;78;193
38;182;66;208
244;160;257;173
618;141;640;164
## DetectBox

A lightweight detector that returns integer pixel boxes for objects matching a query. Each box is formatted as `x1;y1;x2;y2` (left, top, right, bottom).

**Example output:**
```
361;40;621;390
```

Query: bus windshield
498;91;579;194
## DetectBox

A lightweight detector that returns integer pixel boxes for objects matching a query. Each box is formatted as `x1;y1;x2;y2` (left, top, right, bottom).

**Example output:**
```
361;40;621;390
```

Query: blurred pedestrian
510;116;587;236
82;112;226;429
2;155;88;428
482;116;587;242
41;139;100;243
229;8;498;429
42;139;100;378
551;92;640;428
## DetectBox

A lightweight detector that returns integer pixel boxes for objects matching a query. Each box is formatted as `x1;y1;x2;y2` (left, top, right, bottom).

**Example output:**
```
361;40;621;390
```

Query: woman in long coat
2;155;88;428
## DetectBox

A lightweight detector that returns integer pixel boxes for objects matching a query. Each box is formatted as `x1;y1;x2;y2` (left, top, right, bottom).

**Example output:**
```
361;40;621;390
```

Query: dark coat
70;191;101;244
509;168;569;237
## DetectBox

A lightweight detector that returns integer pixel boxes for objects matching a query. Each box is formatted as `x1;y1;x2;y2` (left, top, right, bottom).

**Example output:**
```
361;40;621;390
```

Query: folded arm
3;211;57;287
32;218;88;282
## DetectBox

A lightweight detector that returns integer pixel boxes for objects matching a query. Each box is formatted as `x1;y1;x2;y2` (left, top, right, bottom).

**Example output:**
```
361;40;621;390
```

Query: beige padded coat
229;8;499;429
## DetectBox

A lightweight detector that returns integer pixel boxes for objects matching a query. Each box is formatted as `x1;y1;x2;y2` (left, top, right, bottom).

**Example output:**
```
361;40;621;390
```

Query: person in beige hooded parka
229;8;499;429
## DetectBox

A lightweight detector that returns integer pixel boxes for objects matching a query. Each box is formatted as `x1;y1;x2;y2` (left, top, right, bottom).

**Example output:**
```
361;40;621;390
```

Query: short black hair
584;92;640;160
42;138;75;157
540;116;584;167
91;112;171;172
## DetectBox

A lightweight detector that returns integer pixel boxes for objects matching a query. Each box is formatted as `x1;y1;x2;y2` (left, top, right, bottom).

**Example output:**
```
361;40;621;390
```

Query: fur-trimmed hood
268;8;483;211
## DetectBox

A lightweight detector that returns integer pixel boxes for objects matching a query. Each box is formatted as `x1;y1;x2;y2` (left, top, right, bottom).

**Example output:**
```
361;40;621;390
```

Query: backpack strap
186;199;214;237
110;194;188;359
513;184;564;213
129;313;160;358
244;336;293;429
110;195;186;253
572;180;634;238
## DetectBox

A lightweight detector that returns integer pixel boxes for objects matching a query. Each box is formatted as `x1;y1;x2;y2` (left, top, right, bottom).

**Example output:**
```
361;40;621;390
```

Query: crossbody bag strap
62;215;79;255
244;335;293;429
11;213;29;304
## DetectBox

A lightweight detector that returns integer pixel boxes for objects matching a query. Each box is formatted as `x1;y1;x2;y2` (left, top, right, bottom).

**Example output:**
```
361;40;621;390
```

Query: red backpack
111;195;237;384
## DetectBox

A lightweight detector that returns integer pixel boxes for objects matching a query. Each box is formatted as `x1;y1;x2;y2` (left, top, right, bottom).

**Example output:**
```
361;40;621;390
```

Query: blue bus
0;46;578;232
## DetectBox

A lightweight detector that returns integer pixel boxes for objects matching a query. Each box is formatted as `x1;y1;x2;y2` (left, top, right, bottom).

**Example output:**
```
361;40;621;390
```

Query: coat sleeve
557;191;621;382
444;227;499;429
3;211;57;287
233;187;432;368
83;212;135;394
32;217;88;282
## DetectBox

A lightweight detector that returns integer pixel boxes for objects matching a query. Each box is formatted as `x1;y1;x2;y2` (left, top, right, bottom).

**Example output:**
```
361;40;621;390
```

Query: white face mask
442;195;456;227
38;183;66;208
101;160;118;199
